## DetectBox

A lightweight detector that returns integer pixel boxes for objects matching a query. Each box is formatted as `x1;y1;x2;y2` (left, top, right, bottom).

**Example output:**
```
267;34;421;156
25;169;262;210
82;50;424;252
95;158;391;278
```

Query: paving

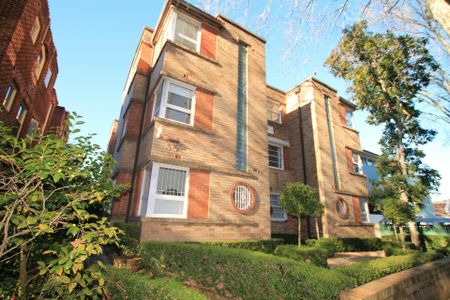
327;251;386;268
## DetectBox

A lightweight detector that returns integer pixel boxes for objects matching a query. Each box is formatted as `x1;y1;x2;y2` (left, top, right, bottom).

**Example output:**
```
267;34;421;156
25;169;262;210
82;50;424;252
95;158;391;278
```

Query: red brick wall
283;146;290;170
188;169;210;219
194;88;214;131
112;172;132;217
352;196;361;223
200;25;217;60
339;103;346;125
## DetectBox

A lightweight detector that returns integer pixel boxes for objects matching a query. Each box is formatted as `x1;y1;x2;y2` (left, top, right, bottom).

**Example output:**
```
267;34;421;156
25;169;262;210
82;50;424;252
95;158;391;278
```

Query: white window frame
268;143;284;170
27;118;39;135
142;162;190;219
359;198;370;223
31;16;41;44
151;78;196;126
138;164;152;217
44;69;52;87
166;11;202;53
346;109;354;129
352;152;363;175
270;192;287;221
3;81;18;111
267;101;282;124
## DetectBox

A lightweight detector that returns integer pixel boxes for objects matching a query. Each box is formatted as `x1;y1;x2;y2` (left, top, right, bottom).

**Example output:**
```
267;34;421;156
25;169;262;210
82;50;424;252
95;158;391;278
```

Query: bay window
152;78;195;125
164;11;201;52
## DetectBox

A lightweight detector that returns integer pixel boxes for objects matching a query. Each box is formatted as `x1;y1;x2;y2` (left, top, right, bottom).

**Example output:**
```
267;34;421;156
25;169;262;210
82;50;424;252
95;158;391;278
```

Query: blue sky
48;0;449;201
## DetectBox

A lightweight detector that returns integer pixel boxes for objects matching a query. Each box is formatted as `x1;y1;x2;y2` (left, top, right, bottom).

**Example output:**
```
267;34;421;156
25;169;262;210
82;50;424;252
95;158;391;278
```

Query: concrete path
327;251;385;268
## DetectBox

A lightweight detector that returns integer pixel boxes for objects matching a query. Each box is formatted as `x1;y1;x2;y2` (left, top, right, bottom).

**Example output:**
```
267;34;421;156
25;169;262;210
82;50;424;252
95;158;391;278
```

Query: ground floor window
359;197;369;223
270;193;287;221
138;162;189;218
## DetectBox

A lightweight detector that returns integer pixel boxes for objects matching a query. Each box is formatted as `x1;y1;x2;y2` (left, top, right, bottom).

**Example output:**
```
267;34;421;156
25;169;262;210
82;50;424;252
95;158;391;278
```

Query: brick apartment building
108;0;375;241
0;0;67;138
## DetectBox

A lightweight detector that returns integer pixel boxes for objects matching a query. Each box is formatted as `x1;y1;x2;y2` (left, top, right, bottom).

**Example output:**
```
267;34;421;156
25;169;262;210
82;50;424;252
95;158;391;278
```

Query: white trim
268;143;284;170
146;162;189;219
268;136;290;147
170;11;202;53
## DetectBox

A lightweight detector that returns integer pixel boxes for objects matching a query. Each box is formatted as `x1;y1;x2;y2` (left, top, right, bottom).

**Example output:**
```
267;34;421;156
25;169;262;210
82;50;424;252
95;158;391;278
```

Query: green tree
279;183;319;246
0;115;125;299
325;21;440;248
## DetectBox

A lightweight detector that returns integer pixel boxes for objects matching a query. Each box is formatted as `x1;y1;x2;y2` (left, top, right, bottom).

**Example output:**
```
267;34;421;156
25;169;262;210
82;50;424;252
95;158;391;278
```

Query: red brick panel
339;104;347;125
200;25;217;60
188;169;210;219
131;169;144;217
283;146;290;170
194;88;214;131
345;147;353;173
352;197;361;223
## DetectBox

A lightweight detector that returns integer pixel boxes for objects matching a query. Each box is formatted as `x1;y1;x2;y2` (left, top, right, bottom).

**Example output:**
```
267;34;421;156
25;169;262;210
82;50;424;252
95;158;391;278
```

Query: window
346;110;354;128
34;46;46;78
31;17;41;43
152;79;195;125
352;152;363;174
16;102;27;123
236;42;248;171
173;15;200;52
142;163;189;218
44;70;52;87
336;198;349;219
270;193;287;221
138;166;152;217
231;184;254;213
359;198;369;223
267;101;282;123
3;81;18;111
120;112;129;142
27;118;39;135
268;144;283;169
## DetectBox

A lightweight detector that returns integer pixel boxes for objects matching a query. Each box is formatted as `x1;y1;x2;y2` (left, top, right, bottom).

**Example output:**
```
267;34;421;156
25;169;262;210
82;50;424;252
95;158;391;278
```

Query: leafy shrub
338;237;383;252
337;251;445;287
274;245;328;267
425;236;450;253
306;238;345;257
114;222;141;257
272;234;299;245
139;242;352;299
204;238;283;254
382;240;417;256
105;267;206;300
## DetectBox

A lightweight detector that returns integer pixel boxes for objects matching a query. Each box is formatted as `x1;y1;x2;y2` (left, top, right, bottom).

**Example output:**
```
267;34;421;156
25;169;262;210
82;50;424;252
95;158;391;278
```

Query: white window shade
174;15;200;51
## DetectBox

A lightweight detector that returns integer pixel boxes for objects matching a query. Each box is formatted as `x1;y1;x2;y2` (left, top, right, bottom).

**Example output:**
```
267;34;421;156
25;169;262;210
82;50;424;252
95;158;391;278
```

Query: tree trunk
426;0;450;37
297;215;302;246
393;225;399;241
399;226;406;250
315;217;321;239
18;244;27;299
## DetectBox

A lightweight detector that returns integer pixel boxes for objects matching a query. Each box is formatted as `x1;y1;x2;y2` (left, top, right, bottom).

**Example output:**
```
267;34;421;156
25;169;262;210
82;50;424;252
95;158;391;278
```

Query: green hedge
139;242;352;299
338;237;383;252
274;245;328;267
204;238;283;254
114;221;141;257
306;238;345;257
336;251;445;287
271;234;299;245
105;267;207;300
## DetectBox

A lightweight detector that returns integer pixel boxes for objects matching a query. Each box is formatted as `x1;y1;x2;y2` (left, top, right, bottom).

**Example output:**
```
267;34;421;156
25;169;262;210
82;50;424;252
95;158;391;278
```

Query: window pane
165;108;190;124
139;167;152;216
360;198;368;222
44;70;52;87
156;167;187;196
27;119;38;135
270;193;286;220
3;82;17;110
154;87;163;117
346;111;353;128
167;92;191;109
154;198;184;215
174;17;198;51
268;145;281;168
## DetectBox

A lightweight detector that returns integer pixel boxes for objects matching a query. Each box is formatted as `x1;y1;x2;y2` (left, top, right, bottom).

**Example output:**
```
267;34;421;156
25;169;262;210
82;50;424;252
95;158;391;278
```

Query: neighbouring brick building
0;0;67;138
108;0;374;242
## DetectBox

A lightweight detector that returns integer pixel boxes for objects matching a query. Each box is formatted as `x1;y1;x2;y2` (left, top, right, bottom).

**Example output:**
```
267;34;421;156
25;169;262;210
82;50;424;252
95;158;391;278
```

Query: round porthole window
231;184;255;214
336;198;349;219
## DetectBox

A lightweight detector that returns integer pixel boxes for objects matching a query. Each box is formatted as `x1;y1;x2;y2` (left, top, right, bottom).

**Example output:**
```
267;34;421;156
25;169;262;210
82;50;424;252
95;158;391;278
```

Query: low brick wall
340;256;450;300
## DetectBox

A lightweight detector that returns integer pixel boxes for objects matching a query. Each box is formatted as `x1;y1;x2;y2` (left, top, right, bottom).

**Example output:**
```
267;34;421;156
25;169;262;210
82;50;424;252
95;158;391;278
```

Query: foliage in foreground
105;267;207;300
305;238;345;257
274;244;328;267
203;238;283;254
0;117;125;299
138;242;352;299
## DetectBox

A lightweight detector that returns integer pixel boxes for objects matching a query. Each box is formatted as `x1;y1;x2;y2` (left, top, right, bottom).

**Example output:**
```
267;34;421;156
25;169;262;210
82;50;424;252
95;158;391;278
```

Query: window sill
269;166;284;171
350;172;366;178
341;125;359;134
155;117;217;136
271;218;288;222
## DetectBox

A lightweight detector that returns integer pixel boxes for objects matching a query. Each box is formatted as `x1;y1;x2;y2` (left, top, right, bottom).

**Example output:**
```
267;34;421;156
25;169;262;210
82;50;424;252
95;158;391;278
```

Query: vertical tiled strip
236;42;248;171
325;96;340;190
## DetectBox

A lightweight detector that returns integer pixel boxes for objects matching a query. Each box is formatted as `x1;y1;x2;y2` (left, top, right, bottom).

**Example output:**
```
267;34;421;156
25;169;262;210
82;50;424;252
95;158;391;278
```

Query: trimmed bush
274;245;328;267
306;238;345;257
139;242;353;299
114;221;141;257
105;267;207;300
337;251;445;287
204;238;283;254
271;234;299;245
338;237;383;252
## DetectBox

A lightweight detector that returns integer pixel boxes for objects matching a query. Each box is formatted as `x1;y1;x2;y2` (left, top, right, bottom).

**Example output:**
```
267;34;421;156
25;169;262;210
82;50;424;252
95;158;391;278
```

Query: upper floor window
44;70;52;87
31;17;41;44
120;111;129;142
3;81;18;111
352;152;363;174
152;78;195;126
267;101;282;123
346;110;354;128
16;102;28;124
165;12;201;52
27;118;39;135
268;144;284;170
270;193;287;221
35;46;46;78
